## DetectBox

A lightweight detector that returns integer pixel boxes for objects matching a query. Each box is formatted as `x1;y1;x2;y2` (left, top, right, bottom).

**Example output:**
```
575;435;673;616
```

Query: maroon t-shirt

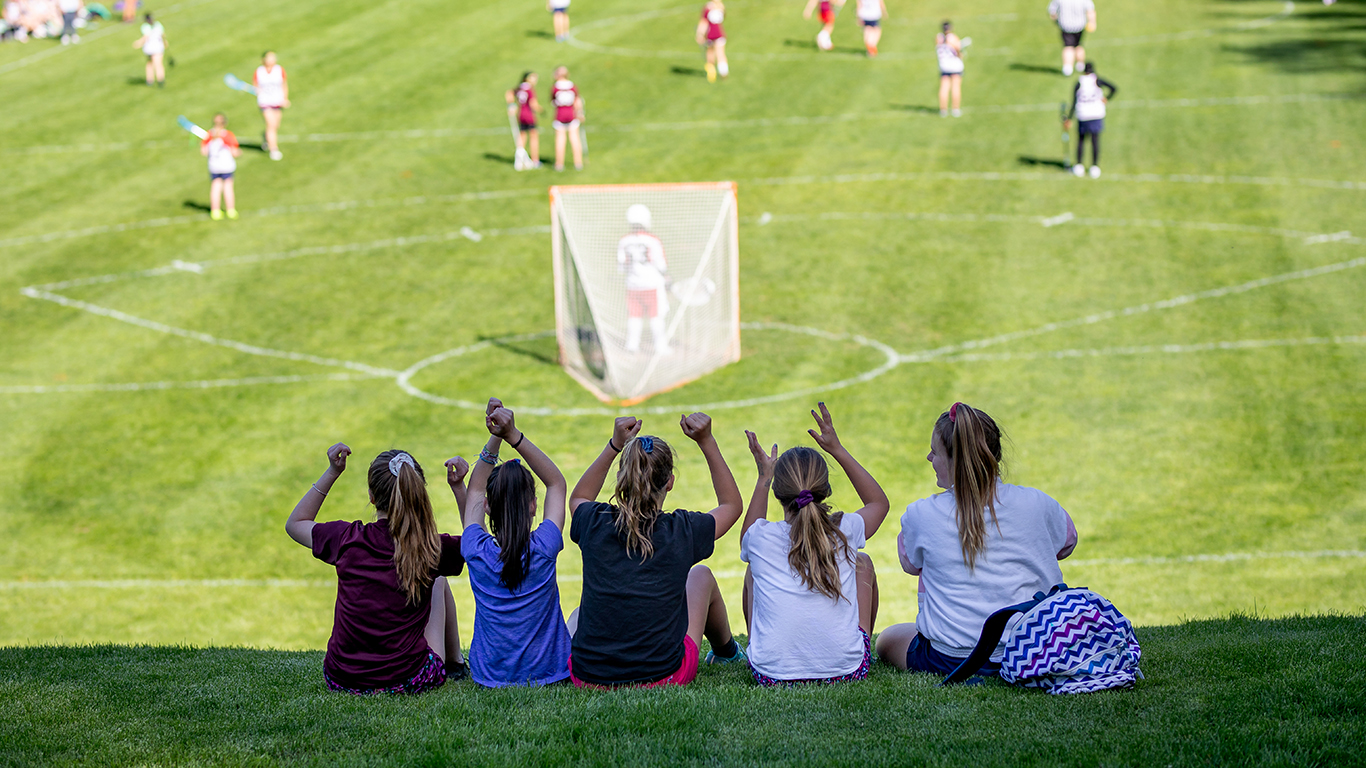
312;518;464;689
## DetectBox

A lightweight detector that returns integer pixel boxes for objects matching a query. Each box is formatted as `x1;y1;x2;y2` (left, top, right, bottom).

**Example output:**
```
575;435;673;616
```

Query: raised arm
570;416;642;514
462;399;504;530
286;442;349;549
488;401;569;530
807;402;890;537
802;0;818;19
739;430;778;543
680;412;743;539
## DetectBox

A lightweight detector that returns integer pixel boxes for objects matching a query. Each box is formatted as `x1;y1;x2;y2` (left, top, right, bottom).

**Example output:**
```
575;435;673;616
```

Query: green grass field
2;0;1365;762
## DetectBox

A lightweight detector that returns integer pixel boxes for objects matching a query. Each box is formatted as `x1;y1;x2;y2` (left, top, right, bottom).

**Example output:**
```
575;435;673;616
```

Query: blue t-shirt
462;519;572;687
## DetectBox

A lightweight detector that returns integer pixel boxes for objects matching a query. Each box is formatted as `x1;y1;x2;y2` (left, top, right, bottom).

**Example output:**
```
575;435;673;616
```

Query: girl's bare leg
875;622;918;669
264;109;282;153
569;126;583;169
715;41;727;76
153;54;164;83
938;77;950;111
516;129;527;151
742;565;754;638
145;59;153;85
424;576;464;666
209;178;223;213
685;564;734;651
554;128;567;170
528;129;540;163
951;75;961;110
223;179;235;211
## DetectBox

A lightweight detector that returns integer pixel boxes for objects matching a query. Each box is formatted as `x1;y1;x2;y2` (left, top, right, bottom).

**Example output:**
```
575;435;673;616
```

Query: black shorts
519;121;537;131
1061;30;1083;47
1078;118;1104;135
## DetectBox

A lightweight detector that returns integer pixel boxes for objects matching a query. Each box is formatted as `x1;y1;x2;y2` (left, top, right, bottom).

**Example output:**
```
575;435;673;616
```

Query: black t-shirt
569;501;716;685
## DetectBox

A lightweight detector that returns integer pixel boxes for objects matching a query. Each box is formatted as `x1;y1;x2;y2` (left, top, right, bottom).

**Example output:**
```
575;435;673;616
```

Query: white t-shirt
254;64;287;108
1075;73;1107;120
936;36;964;73
550;0;570;9
856;0;881;21
1047;0;1094;33
617;231;667;291
900;483;1071;660
204;136;237;175
58;0;81;14
140;22;165;55
741;513;866;680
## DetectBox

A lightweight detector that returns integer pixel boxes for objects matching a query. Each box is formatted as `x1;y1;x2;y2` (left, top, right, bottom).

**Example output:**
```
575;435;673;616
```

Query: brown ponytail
933;404;1004;570
368;450;440;605
609;435;674;560
772;447;849;600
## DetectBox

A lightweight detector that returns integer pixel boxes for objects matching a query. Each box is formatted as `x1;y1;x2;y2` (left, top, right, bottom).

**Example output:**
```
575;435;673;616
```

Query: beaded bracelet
479;448;499;466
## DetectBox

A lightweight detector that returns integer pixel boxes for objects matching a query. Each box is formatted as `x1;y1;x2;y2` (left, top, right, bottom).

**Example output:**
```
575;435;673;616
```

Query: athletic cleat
210;210;224;220
705;63;717;83
952;109;962;118
1071;164;1085;177
269;150;283;161
226;208;239;219
1062;65;1073;76
866;45;878;57
705;644;747;665
1089;165;1101;179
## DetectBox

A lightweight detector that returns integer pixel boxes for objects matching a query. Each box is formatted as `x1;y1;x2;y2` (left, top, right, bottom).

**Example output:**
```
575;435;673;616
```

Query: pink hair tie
949;402;963;422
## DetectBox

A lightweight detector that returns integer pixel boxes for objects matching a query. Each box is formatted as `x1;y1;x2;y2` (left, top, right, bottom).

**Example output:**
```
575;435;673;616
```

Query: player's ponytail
487;460;537;591
773;447;849;600
368;450;441;605
933;404;1004;570
610;435;674;560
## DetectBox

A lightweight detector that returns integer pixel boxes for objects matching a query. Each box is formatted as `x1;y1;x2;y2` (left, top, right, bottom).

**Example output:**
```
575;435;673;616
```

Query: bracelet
510;431;525;449
479;448;499;466
608;438;622;453
310;483;328;497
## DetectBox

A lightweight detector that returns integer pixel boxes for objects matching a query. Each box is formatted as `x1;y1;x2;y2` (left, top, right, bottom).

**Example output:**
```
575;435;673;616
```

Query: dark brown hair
487;460;537;591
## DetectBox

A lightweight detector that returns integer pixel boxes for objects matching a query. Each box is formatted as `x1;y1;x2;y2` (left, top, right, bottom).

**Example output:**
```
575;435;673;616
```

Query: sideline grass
2;616;1364;766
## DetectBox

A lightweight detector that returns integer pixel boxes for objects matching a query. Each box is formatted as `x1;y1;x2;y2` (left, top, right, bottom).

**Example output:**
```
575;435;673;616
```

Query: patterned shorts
750;629;872;687
325;650;447;696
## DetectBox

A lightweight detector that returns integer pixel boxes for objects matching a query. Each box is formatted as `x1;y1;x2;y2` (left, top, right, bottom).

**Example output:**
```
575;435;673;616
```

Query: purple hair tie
639;436;654;454
794;489;815;508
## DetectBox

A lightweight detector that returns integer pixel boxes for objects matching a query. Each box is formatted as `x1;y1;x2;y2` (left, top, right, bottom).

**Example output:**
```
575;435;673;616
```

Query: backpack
943;584;1142;694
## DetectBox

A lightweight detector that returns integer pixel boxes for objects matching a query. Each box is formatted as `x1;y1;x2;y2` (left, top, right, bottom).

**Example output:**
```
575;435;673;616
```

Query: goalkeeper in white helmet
617;204;672;356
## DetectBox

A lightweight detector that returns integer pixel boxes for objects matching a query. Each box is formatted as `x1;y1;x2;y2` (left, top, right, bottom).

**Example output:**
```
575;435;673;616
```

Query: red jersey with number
702;5;725;40
516;82;537;126
552;80;578;124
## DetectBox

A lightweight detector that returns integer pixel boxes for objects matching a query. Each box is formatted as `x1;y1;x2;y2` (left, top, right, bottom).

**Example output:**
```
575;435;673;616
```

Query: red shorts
568;635;699;689
819;4;834;24
626;289;659;318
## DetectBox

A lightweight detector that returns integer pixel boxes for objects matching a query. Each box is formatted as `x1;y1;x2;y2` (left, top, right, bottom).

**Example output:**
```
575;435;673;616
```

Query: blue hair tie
639;436;654;454
507;458;522;467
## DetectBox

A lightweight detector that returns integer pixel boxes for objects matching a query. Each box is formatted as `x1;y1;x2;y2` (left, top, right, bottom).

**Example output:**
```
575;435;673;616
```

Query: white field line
901;255;1366;362
0;372;381;395
12;92;1363;157
926;335;1366;364
6;549;1363;589
0;190;543;250
0;0;223;77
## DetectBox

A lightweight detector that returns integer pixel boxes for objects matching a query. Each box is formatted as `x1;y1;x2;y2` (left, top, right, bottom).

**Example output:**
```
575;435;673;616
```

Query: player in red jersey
200;113;242;221
695;0;728;83
803;0;842;51
617;204;671;355
550;66;585;172
505;72;542;170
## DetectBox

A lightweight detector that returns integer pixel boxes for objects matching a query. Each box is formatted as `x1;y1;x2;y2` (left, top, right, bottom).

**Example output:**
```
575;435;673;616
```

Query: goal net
551;182;741;405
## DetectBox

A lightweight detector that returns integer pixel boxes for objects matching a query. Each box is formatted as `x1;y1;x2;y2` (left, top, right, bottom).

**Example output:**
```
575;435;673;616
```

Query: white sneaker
71;33;79;43
269;150;283;161
60;34;70;45
939;109;948;117
951;109;962;118
1071;164;1085;177
1062;65;1073;76
1089;165;1101;178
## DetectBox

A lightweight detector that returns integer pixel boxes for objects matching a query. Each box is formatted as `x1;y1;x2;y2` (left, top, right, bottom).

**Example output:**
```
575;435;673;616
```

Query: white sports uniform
856;0;881;22
936;37;964;74
205;136;238;175
617;231;670;352
254;64;287;109
140;21;165;55
550;0;569;9
1075;72;1107;120
1047;0;1094;34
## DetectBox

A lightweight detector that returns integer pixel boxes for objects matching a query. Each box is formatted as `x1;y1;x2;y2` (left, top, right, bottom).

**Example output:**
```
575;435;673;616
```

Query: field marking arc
563;1;1294;61
4;548;1363;589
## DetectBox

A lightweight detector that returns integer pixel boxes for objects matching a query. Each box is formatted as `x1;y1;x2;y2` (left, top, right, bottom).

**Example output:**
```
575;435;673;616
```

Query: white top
205;136;237;175
900;483;1072;660
742;514;866;680
254;64;287;108
1075;73;1107;120
58;0;81;13
617;232;667;291
550;0;570;8
936;35;964;73
1047;0;1094;33
706;7;724;24
140;21;165;55
856;0;881;21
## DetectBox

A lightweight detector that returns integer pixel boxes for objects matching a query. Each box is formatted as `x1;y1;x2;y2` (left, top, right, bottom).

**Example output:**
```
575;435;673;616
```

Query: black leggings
1077;131;1101;166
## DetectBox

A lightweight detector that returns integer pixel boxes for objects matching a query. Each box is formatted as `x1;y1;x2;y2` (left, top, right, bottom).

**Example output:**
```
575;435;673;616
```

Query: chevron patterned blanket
998;587;1143;694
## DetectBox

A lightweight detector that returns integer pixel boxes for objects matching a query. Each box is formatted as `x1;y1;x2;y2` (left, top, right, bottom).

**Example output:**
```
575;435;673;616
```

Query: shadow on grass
891;104;941;114
670;66;707;77
525;29;555;39
1009;62;1062;75
181;200;211;212
1219;0;1366;75
1017;155;1068;169
478;334;559;366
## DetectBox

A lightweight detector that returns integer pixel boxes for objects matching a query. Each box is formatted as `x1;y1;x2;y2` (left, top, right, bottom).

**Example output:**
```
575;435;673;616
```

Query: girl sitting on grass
286;444;469;694
739;403;889;686
458;398;572;687
876;403;1078;677
566;413;746;687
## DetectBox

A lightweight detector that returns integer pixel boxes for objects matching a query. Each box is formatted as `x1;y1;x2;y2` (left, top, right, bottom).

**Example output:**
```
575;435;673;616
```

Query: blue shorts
1078;118;1104;135
552;6;568;13
860;18;879;27
209;172;234;181
906;634;1000;677
941;70;963;78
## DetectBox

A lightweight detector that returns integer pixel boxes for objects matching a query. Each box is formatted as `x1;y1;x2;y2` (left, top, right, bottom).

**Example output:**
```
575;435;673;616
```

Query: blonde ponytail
935;403;1003;570
609;435;674;560
772;447;849;601
368;451;440;605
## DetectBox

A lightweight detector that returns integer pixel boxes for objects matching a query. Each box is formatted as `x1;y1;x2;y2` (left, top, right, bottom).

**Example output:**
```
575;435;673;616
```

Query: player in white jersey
1063;63;1116;178
199;113;242;220
132;13;167;87
254;51;290;161
854;0;886;57
1047;0;1095;76
616;204;672;355
935;21;964;117
548;0;570;42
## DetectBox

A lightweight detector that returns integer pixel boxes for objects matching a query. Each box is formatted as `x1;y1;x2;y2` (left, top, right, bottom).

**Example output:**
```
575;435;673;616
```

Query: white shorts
553;119;581;130
143;43;165;56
